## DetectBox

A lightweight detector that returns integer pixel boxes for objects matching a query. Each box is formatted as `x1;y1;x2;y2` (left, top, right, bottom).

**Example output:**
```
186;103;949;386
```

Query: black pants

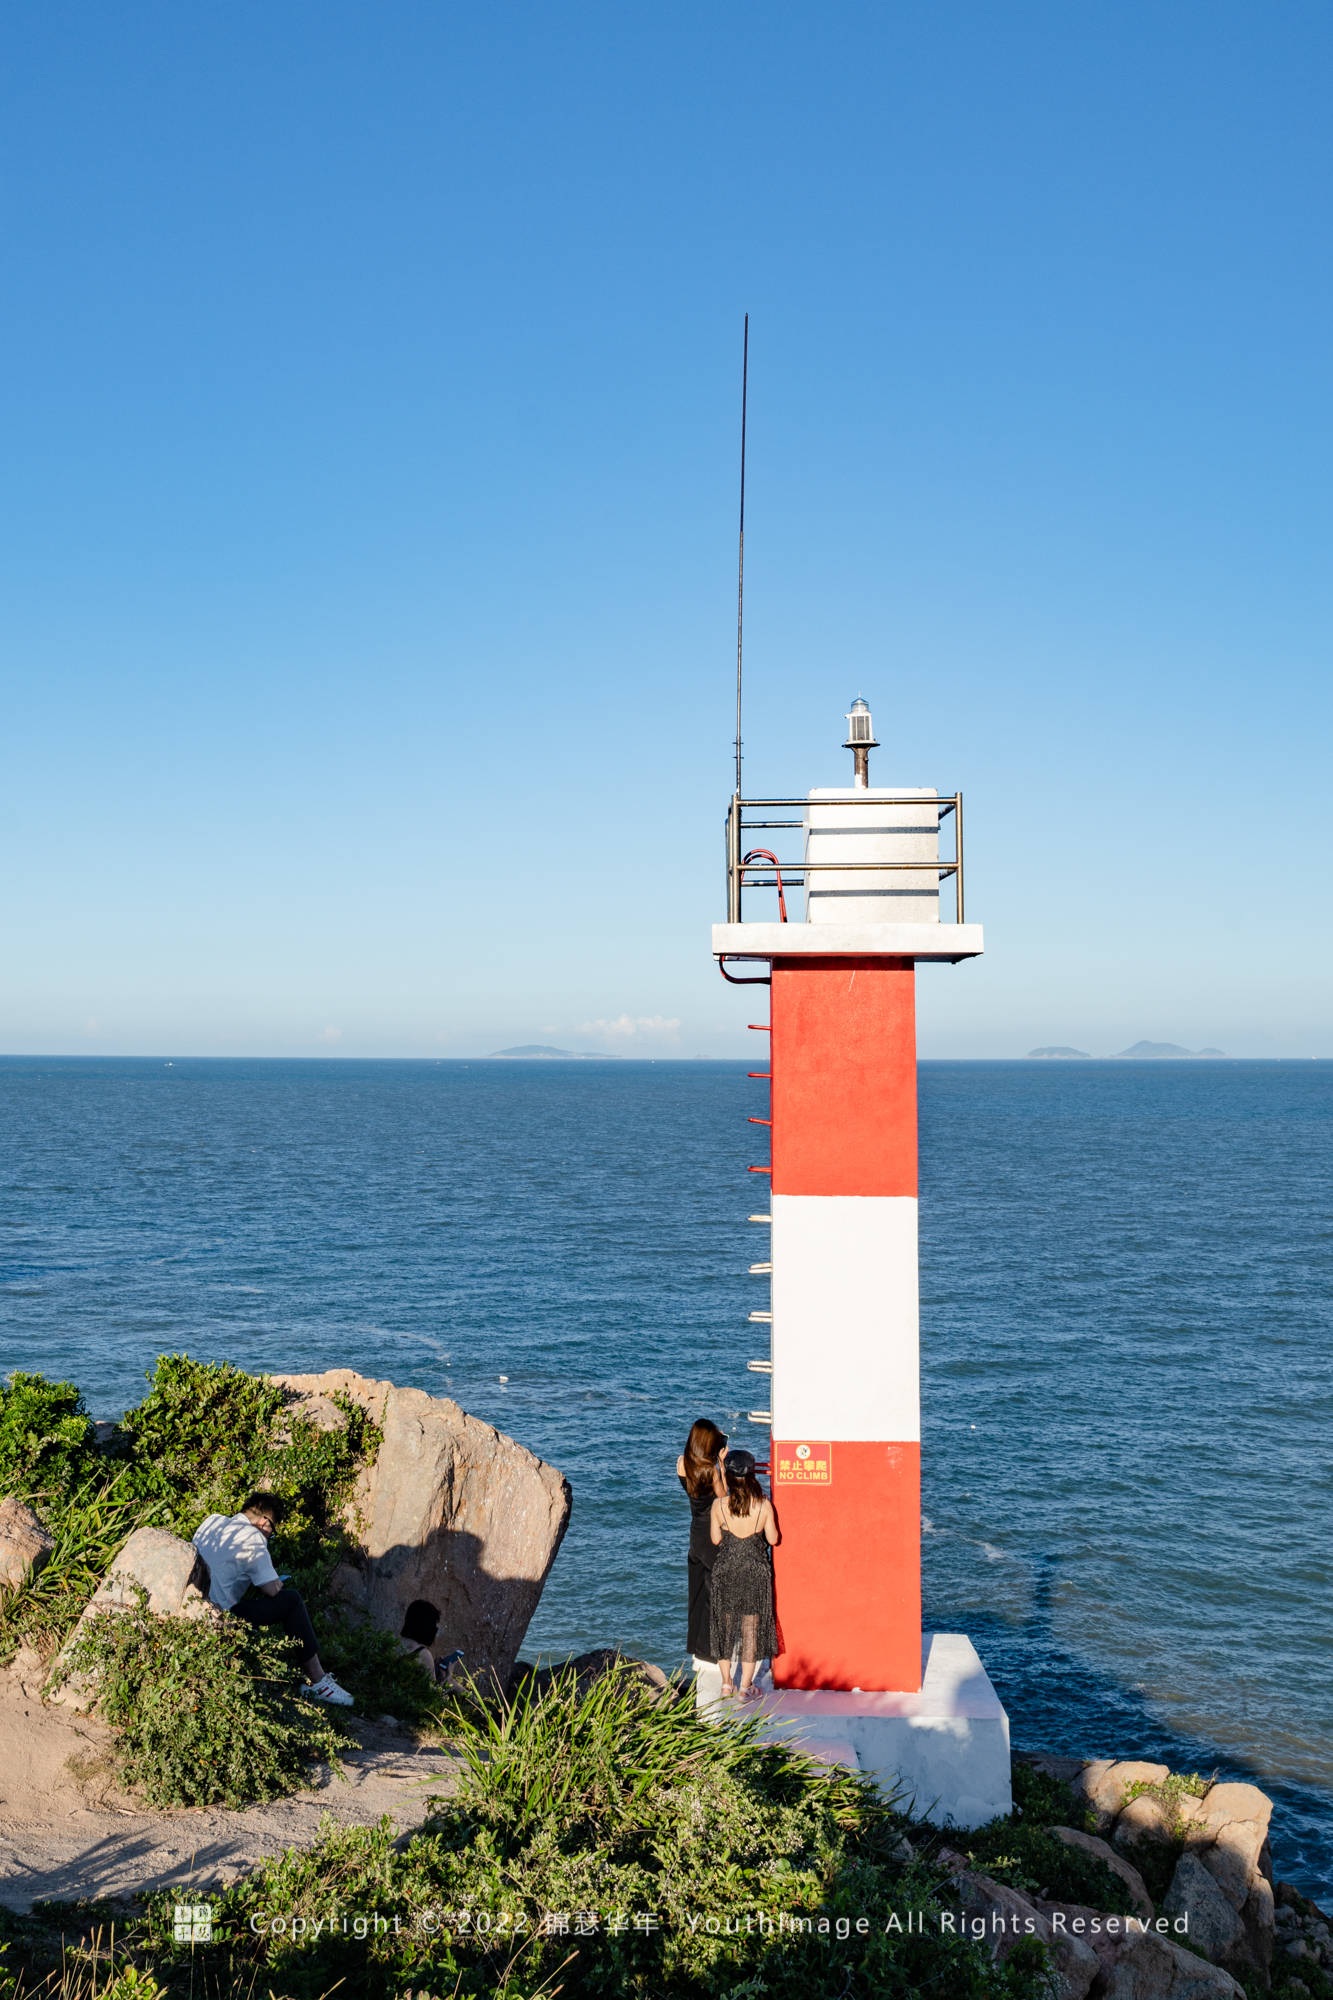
232;1587;320;1663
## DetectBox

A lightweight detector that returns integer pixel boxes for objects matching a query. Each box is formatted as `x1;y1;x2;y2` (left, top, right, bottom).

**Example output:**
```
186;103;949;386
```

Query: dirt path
0;1651;460;1912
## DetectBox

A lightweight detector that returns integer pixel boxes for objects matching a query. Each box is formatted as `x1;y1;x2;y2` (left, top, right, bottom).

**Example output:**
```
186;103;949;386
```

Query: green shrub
114;1354;382;1604
933;1759;1136;1915
67;1600;348;1809
1010;1757;1097;1834
317;1605;446;1726
116;1355;287;1532
157;1667;1054;1999
955;1817;1137;1915
0;1374;98;1505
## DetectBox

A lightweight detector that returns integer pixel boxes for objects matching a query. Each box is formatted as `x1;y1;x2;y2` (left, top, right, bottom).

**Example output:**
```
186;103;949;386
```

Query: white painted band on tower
770;1193;921;1442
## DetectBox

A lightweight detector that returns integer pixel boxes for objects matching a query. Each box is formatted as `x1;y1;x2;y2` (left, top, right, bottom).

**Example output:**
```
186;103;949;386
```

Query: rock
1033;1899;1150;1989
271;1370;571;1687
1051;1825;1155;1920
81;1526;206;1617
510;1649;671;1704
946;1866;1099;1999
0;1498;55;1595
1114;1792;1180;1854
1162;1854;1246;1965
1181;1779;1275;1979
567;1648;670;1693
1020;1752;1088;1786
1189;1783;1272;1838
1075;1759;1172;1831
1186;1785;1272;1908
1034;1903;1245;1998
1099;1931;1245;1996
51;1528;209;1709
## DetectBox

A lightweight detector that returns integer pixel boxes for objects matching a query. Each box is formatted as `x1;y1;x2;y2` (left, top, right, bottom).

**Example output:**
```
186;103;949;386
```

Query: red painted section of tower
769;1442;921;1691
768;953;923;1692
770;958;917;1197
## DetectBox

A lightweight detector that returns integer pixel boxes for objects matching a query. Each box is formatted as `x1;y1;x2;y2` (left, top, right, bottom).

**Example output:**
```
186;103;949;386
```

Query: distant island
1111;1041;1228;1060
1026;1041;1228;1060
488;1045;615;1060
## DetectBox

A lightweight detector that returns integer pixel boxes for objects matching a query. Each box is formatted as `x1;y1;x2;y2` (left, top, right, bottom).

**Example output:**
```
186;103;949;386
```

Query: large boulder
1162;1854;1246;1966
0;1498;54;1595
1181;1781;1275;1980
1097;1932;1245;1997
1033;1900;1245;1998
942;1859;1100;1999
50;1527;212;1710
270;1371;571;1686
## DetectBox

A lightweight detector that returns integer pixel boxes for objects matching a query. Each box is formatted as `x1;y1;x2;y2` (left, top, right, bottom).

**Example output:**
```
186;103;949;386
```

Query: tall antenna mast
734;313;749;800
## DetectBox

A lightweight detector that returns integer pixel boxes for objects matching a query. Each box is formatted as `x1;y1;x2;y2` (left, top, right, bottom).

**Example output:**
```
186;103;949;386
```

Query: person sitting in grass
192;1492;354;1706
399;1599;464;1683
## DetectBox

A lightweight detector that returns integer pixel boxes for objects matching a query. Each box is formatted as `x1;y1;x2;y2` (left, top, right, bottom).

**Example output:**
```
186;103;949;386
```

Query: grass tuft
64;1598;349;1809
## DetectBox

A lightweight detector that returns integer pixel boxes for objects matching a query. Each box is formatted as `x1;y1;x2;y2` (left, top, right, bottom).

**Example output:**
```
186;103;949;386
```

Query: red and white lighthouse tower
713;703;1010;1822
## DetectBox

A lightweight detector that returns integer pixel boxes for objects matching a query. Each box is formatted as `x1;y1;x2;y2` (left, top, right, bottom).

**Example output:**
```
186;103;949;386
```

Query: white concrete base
696;1634;1010;1830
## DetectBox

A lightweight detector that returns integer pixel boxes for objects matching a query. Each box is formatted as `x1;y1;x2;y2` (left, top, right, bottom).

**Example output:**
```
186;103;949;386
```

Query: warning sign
773;1442;833;1486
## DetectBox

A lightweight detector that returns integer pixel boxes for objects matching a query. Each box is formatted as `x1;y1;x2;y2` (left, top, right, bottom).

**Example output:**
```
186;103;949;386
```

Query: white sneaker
306;1673;354;1706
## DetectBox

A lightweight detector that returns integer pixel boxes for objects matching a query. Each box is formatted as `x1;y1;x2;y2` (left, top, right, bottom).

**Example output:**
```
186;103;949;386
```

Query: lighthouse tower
711;701;1011;1827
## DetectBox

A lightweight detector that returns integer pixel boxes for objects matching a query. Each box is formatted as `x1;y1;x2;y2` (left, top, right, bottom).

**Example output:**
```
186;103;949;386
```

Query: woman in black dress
709;1446;779;1700
677;1418;727;1661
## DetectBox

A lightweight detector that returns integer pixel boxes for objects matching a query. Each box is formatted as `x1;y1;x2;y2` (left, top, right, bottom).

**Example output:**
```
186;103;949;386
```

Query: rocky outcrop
0;1499;54;1595
1275;1881;1333;1981
51;1528;213;1711
1019;1756;1275;1985
270;1371;571;1686
942;1839;1249;1999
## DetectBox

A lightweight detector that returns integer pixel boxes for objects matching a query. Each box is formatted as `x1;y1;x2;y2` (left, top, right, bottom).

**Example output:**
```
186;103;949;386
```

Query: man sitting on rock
192;1492;353;1706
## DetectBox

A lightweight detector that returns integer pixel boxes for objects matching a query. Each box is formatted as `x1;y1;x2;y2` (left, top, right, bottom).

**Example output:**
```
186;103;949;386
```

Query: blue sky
3;2;1331;1057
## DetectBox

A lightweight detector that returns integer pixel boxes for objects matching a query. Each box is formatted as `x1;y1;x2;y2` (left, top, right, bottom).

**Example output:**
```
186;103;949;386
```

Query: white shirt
192;1513;280;1610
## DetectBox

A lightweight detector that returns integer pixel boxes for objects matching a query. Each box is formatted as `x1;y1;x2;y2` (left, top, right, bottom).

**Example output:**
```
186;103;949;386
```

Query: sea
1;1055;1330;1898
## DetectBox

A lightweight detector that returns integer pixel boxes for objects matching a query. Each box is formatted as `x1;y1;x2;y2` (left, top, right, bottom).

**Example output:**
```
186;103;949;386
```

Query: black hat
725;1448;757;1479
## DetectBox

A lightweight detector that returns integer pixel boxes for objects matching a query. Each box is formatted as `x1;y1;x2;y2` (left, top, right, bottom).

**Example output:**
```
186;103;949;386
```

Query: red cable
741;848;788;921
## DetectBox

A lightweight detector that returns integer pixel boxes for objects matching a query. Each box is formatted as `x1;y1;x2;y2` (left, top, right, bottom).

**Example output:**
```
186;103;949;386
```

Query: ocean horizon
2;1054;1329;1896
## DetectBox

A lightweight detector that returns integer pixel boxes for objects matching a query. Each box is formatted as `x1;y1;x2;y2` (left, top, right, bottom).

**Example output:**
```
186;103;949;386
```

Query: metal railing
723;793;964;924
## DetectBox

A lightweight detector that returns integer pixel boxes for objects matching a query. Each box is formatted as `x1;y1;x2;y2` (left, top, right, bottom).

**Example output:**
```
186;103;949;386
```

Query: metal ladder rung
746;1359;772;1374
748;1261;772;1274
748;1311;772;1324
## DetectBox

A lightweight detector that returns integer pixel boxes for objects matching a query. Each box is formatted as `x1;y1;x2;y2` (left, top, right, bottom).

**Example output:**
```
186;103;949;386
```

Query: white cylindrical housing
804;787;941;923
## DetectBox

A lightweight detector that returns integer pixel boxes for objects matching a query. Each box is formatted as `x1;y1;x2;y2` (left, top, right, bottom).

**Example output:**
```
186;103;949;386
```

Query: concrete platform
696;1633;1011;1831
712;921;984;963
